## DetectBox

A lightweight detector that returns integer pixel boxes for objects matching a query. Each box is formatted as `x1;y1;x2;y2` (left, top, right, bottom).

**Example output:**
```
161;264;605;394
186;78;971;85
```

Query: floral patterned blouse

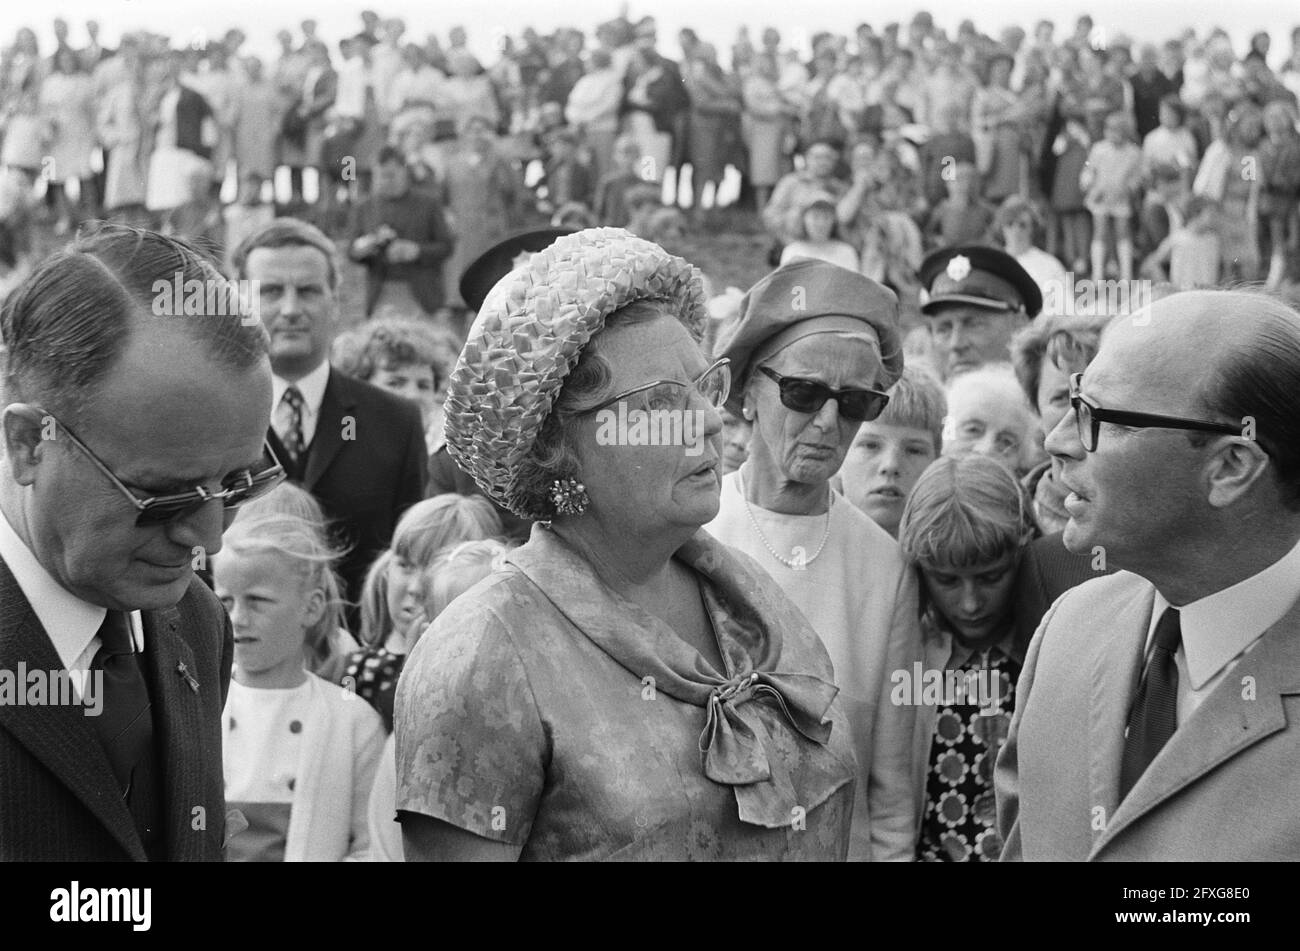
394;524;858;860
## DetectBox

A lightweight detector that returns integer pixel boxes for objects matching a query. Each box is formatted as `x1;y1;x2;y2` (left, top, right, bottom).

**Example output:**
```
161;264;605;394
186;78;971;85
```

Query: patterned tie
88;610;164;857
1119;607;1182;800
281;385;306;465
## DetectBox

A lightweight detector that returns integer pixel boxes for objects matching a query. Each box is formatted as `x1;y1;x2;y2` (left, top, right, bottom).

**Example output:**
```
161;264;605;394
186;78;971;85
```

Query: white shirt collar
1151;535;1300;689
0;505;109;670
272;360;330;419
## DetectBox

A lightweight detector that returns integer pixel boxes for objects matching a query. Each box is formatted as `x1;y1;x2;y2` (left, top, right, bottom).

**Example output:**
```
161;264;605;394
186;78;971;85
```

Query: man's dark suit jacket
0;559;232;861
268;367;428;611
1013;530;1118;649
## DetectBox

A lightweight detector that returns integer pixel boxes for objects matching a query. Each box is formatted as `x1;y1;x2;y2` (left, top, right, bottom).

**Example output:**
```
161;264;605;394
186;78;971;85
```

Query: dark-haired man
234;218;427;616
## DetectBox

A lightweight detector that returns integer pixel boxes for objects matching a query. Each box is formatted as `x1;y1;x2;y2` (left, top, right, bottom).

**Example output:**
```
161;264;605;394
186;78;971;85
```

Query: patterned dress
394;524;858;861
916;612;1021;863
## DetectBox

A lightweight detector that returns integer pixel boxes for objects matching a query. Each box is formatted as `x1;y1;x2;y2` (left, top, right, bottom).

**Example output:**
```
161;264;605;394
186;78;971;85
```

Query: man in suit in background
997;289;1300;860
0;227;274;860
234;218;427;613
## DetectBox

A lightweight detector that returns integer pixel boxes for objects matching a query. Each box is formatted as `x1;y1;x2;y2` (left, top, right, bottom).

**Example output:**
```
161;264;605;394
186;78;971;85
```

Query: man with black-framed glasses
0;225;273;861
996;290;1300;861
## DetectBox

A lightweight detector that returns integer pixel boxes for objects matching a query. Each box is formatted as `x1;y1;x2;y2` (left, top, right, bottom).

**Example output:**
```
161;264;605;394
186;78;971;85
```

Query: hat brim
921;293;1022;315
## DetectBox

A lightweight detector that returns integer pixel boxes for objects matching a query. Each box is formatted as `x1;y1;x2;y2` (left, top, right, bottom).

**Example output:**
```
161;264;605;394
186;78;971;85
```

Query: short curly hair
510;299;674;519
331;317;459;390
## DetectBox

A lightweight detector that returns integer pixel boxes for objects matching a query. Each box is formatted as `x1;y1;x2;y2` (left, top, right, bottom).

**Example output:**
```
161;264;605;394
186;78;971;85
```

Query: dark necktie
281;385;306;465
1119;607;1182;800
89;610;164;858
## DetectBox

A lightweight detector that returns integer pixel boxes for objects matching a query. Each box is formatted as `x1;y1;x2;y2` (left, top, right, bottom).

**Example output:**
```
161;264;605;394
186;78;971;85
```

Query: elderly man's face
840;421;937;536
745;334;887;489
926;304;1021;381
572;314;724;534
1045;308;1215;569
944;376;1038;475
244;245;339;381
5;323;272;611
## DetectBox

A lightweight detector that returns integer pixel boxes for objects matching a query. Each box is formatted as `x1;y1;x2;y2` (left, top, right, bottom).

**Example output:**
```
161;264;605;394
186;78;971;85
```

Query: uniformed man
919;245;1043;381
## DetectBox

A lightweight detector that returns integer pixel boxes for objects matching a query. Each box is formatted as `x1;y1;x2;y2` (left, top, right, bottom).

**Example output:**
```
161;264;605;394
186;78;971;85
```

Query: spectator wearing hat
778;193;859;270
396;229;858;861
919;244;1043;382
705;259;924;861
346;147;455;319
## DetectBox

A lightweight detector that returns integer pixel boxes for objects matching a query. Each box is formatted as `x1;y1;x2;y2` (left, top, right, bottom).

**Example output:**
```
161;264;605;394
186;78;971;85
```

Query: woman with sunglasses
704;258;925;861
394;230;858;861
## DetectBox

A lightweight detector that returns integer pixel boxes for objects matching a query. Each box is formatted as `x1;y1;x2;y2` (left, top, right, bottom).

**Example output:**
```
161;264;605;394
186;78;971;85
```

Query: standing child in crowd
925;161;995;250
1081;111;1143;281
835;364;946;539
593;135;645;227
779;193;860;270
1141;194;1222;289
898;453;1034;862
341;494;503;732
216;511;386;862
367;538;510;861
223;171;276;272
1258;100;1300;289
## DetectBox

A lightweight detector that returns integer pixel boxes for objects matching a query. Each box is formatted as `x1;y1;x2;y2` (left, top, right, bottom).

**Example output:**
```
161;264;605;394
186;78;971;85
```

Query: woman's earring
550;477;590;516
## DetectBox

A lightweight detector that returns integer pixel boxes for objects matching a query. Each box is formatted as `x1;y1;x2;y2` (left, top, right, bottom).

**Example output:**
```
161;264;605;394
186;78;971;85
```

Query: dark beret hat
714;259;904;416
459;227;576;312
919;244;1043;318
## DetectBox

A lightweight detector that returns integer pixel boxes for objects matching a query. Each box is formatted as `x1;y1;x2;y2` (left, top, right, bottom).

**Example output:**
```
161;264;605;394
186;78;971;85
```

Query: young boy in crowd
924;161;995;250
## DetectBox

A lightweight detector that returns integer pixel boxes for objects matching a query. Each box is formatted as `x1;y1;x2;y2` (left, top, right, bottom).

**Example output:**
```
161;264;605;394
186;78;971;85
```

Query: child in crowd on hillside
216;510;386;862
223;171;276;271
1081;111;1143;280
924;161;995;250
593;135;646;227
1140;194;1222;289
1258;100;1300;288
779;193;859;270
367;538;510;861
898;453;1035;862
835;364;946;538
340;494;503;732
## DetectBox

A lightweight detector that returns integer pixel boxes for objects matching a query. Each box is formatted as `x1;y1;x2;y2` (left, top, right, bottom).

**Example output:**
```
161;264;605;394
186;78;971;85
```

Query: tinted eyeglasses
757;366;890;422
582;357;731;414
1068;373;1246;452
40;410;286;526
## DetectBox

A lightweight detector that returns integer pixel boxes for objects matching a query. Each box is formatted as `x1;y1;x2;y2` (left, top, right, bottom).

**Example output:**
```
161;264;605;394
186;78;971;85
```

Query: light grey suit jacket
995;570;1300;861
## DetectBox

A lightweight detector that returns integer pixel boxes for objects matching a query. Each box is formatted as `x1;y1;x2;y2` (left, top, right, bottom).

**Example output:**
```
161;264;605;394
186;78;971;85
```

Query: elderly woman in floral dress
395;229;858;861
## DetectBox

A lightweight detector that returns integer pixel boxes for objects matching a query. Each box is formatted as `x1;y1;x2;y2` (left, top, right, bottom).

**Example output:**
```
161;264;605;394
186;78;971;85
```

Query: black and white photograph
0;0;1294;921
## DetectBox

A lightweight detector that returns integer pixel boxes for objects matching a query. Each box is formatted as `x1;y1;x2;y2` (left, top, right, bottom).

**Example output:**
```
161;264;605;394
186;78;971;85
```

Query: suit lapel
1086;577;1153;857
1095;589;1300;854
302;370;356;491
0;557;144;860
141;605;209;862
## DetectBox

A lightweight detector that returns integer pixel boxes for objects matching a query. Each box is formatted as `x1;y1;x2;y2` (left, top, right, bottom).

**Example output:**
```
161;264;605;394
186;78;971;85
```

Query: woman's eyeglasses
757;366;891;422
581;357;731;414
39;409;286;526
1068;373;1247;453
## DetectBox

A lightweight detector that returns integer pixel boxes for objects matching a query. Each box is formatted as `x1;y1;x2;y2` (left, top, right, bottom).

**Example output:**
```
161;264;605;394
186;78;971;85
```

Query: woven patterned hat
444;228;708;518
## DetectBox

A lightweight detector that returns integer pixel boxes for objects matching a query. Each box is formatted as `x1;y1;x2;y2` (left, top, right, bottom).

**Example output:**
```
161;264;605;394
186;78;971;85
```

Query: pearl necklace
737;471;834;571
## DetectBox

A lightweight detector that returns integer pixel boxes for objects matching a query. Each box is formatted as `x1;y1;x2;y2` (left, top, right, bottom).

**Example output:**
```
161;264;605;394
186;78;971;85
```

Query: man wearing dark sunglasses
997;290;1300;861
1;226;273;861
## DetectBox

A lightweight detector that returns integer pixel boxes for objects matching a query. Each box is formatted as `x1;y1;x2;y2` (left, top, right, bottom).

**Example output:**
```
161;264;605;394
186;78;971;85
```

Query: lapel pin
177;662;200;693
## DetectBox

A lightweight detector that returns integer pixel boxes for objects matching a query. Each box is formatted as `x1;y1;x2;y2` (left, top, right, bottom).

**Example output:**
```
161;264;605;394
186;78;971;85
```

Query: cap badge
946;254;971;281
